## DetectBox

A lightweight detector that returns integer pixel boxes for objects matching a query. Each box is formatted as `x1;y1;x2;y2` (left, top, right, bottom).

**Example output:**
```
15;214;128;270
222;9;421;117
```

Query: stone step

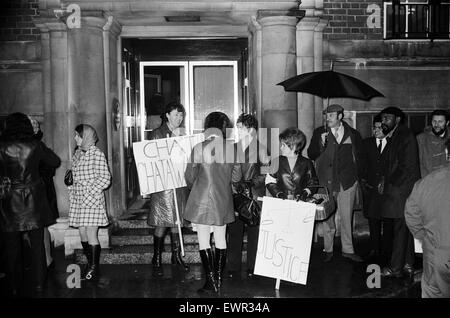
116;219;150;229
111;229;201;246
74;245;247;264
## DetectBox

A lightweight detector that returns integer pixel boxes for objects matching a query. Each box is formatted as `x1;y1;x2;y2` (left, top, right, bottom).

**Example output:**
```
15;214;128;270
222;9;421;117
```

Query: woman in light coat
68;124;111;281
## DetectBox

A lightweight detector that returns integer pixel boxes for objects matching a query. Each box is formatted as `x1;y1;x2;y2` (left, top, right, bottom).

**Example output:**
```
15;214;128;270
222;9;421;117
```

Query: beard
431;126;445;137
381;124;393;135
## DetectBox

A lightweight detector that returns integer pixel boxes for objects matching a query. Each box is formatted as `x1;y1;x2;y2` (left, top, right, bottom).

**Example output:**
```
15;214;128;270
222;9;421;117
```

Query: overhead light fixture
164;16;201;22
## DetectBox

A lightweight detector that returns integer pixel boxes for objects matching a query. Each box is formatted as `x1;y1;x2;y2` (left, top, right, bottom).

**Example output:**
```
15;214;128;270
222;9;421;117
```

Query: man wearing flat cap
308;104;365;263
378;106;420;278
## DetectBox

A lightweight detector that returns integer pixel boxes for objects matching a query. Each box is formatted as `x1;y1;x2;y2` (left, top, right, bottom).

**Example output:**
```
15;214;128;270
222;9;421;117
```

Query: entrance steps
73;209;248;265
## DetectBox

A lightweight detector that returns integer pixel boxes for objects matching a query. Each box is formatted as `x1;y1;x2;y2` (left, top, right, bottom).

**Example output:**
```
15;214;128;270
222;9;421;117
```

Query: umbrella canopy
277;70;384;101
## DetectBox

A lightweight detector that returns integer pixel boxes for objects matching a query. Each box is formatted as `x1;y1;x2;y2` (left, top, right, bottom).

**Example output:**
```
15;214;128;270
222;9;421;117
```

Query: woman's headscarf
78;124;98;151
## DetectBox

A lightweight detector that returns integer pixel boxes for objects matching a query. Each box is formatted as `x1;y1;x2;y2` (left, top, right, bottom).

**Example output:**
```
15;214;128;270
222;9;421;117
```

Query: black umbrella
277;69;384;101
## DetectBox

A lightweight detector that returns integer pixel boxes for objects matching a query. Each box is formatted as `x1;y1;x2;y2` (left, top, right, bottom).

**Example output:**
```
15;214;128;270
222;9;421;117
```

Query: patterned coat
68;145;111;227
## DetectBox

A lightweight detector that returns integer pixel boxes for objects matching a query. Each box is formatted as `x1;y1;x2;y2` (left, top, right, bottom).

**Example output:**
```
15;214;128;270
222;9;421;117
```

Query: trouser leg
323;214;336;253
26;228;46;288
2;231;23;293
390;218;409;272
246;225;259;272
368;218;382;254
226;218;244;272
381;218;394;264
337;182;357;254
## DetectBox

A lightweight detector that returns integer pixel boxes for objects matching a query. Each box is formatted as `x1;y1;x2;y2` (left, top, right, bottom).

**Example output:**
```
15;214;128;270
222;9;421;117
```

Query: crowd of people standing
0;104;448;298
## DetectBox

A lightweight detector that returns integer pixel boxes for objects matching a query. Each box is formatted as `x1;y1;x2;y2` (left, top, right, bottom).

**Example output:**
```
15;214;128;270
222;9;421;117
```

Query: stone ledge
55;216;111;256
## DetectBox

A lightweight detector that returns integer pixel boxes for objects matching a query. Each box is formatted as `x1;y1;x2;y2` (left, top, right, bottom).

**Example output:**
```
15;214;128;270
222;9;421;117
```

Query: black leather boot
198;249;218;293
81;241;91;276
152;235;164;277
215;248;226;288
85;244;100;281
170;232;189;271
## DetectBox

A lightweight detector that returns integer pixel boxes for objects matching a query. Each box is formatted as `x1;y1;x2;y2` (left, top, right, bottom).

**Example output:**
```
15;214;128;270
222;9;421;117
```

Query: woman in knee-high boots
146;102;190;277
68;124;111;282
184;112;241;293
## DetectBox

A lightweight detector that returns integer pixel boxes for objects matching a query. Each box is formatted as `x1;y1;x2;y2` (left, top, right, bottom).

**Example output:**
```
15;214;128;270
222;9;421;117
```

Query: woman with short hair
265;127;318;201
146;101;190;276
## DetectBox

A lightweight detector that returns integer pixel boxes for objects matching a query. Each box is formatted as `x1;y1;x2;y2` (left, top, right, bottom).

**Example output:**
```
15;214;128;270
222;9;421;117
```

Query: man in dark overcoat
379;107;421;278
361;114;392;264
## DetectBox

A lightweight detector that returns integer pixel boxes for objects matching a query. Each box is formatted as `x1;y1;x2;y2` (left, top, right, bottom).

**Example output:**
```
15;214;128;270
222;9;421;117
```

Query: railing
384;1;450;39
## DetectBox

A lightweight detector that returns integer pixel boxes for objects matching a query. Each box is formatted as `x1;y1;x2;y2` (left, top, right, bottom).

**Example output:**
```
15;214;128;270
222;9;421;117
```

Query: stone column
257;12;298;133
314;19;329;128
102;16;124;219
67;12;108;153
296;17;319;156
248;17;262;126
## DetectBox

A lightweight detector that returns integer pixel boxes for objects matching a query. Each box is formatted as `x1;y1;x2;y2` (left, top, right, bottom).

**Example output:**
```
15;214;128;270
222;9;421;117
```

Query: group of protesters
144;101;449;298
0;103;448;298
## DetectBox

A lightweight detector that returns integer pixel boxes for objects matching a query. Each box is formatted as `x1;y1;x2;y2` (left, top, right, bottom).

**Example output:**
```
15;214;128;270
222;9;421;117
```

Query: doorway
122;38;248;207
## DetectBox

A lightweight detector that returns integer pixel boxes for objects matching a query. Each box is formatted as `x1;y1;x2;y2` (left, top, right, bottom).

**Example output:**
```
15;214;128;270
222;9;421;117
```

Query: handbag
233;181;261;227
64;169;73;186
306;185;337;222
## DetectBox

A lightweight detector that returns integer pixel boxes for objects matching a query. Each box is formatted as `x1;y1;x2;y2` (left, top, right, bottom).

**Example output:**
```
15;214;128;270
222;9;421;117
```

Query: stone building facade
1;0;449;248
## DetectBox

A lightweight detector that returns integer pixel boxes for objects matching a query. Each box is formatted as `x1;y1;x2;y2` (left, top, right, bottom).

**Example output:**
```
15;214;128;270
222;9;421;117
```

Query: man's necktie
334;129;339;142
377;140;382;153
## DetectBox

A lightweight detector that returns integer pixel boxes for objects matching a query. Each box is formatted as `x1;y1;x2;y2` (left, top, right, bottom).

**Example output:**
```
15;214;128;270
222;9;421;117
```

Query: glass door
189;61;239;135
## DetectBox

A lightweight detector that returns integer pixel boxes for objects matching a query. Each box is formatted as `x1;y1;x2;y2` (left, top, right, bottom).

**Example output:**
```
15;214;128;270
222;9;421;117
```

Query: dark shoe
246;269;254;278
198;249;218;293
342;252;364;263
170;232;189;271
381;266;403;278
214;248;226;288
85;244;101;281
152;235;164;277
323;252;333;263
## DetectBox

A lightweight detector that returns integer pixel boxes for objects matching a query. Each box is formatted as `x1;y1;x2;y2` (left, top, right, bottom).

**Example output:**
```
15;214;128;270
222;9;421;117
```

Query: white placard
132;134;204;195
254;197;317;285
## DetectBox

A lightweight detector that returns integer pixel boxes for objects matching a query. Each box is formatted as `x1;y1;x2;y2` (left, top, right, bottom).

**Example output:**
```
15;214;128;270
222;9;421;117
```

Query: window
384;0;450;39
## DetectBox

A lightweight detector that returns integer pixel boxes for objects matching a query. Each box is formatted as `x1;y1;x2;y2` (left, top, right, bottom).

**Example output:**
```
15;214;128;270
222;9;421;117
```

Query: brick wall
324;0;383;40
0;0;40;41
